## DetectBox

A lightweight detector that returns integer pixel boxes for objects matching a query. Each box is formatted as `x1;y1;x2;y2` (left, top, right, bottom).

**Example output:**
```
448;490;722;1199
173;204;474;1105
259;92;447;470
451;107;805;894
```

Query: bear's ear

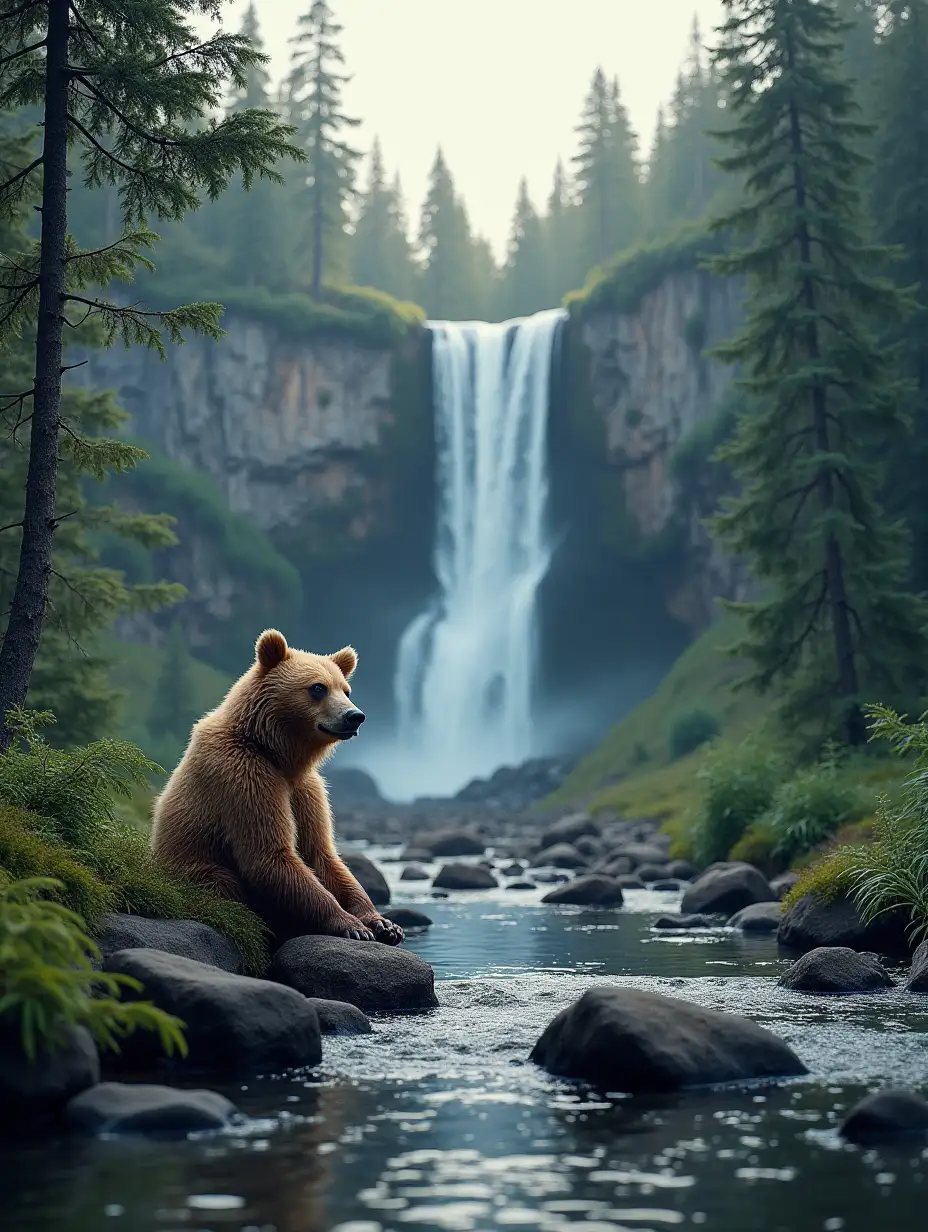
330;646;358;681
256;628;289;673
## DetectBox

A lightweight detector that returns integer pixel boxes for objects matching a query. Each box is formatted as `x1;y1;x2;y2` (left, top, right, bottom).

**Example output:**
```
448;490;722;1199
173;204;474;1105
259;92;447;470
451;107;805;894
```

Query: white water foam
363;309;565;802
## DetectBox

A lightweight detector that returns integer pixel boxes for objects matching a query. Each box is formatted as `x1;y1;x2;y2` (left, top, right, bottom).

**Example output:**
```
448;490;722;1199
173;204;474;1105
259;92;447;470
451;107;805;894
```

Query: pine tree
0;0;299;751
418;148;478;320
352;139;417;300
873;1;928;590
709;0;928;747
149;621;198;745
286;0;361;295
647;18;727;232
572;68;642;273
543;158;580;302
500;177;547;319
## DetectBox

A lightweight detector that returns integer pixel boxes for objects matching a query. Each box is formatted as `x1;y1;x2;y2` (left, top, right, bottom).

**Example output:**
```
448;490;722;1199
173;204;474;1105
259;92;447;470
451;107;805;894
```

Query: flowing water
7;851;928;1232
362;310;566;803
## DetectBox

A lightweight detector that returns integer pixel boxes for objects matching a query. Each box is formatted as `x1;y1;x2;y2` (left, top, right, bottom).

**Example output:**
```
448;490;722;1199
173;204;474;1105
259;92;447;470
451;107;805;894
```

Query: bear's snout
343;708;365;731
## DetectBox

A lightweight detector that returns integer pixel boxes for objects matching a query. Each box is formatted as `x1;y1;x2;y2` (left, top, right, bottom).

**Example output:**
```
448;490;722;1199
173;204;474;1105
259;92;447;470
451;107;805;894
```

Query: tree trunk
0;0;70;751
786;23;862;745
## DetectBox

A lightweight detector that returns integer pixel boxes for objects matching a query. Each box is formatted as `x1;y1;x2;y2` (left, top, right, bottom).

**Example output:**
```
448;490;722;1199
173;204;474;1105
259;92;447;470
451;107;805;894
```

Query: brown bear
150;628;403;946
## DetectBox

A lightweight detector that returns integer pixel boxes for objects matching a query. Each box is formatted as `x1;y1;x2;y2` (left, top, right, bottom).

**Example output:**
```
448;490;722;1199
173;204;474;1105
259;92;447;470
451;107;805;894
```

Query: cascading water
366;307;566;801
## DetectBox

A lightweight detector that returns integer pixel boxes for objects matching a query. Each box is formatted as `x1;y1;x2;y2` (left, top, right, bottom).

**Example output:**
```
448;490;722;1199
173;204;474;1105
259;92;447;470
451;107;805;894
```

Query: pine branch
0;157;44;208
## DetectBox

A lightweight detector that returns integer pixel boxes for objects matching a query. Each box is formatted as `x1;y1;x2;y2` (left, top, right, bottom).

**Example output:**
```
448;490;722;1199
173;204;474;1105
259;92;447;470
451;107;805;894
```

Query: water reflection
4;870;928;1232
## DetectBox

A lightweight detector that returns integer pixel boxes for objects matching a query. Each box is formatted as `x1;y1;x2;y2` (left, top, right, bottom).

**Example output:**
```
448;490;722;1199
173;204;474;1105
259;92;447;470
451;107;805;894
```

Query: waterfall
369;307;566;802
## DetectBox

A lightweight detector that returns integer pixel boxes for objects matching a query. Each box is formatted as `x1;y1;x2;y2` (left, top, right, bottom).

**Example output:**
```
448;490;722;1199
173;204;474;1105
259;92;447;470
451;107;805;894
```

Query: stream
5;848;928;1232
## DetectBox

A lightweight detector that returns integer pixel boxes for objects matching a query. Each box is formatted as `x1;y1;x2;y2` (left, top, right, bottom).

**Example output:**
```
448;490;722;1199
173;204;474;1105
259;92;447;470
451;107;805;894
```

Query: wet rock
616;875;646;890
635;863;671;883
778;947;895;994
653;914;716;930
533;843;589;870
0;1023;99;1117
342;853;391;906
541;876;624;908
728;902;783;933
67;1082;237;1135
305;998;372;1035
103;950;322;1073
271;935;438;1014
681;864;775;916
400;846;433;863
652;879;682;892
384;907;433;930
531;870;571;884
778;893;912;955
400;865;431;881
506;880;537;890
611;844;668;870
530;987;806;1091
840;1090;928;1143
599;856;634;877
95;915;244;974
770;872;800;900
431;889;450;899
575;836;604;859
540;814;599;849
906;940;928;993
432;863;499;891
425;830;487;857
667;860;697;881
501;862;525;877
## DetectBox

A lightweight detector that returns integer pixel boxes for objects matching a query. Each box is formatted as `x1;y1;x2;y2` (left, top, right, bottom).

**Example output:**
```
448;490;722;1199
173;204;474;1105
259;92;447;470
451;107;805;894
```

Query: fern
0;707;160;850
0;877;186;1061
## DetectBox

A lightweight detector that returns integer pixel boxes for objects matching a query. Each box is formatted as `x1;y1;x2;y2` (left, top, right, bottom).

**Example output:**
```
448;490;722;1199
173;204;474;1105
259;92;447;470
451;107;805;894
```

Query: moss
0;803;116;925
135;278;425;349
565;221;726;320
783;847;859;908
729;821;785;878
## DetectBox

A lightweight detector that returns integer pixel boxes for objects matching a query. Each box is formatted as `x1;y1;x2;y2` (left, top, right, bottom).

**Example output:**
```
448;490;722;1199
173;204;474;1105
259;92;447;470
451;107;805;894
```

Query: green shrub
0;708;158;850
729;820;784;877
0;876;186;1061
689;737;787;866
0;802;115;925
763;762;863;865
667;706;721;760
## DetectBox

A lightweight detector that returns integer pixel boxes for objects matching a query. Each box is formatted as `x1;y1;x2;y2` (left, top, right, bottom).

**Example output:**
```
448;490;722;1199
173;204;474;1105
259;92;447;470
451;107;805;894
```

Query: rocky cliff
77;313;435;704
573;265;749;632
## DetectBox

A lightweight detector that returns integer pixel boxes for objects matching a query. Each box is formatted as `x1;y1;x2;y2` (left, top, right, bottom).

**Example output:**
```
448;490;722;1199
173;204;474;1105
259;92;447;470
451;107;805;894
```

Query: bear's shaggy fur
150;629;403;946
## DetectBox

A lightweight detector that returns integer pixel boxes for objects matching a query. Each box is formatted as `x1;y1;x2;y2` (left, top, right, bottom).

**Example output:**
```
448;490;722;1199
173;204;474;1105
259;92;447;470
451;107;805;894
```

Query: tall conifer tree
873;0;928;589
709;0;928;746
287;0;361;295
418;148;477;320
500;177;547;319
352;139;416;300
0;0;297;749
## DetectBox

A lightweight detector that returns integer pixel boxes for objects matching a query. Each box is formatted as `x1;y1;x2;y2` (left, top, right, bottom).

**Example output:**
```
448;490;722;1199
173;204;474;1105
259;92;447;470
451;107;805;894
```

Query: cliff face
80;317;428;539
578;268;749;631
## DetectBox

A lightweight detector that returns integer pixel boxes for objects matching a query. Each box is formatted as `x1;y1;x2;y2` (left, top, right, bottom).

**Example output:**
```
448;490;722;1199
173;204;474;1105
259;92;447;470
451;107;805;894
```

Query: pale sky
206;1;726;258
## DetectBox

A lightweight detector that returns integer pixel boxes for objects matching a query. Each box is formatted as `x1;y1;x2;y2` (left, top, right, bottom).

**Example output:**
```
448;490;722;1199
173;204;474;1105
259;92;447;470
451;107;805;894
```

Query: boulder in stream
400;864;431;881
540;814;599;849
778;893;912;955
533;843;589;870
840;1090;928;1144
541;876;624;907
103;949;322;1074
0;1023;99;1118
653;914;716;931
432;863;499;890
271;935;439;1013
681;864;776;916
305;998;372;1035
425;830;487;857
67;1082;237;1135
530;987;806;1090
342;853;391;906
906;940;928;993
778;947;895;994
728;902;783;933
384;907;433;930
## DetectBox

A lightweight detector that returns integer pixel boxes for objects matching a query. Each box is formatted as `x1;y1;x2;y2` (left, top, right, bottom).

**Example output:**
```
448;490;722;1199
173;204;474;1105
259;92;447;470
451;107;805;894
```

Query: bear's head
253;628;364;751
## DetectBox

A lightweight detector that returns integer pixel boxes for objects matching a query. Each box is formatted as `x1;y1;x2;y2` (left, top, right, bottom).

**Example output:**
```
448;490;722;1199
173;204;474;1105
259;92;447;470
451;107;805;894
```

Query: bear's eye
309;683;328;700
